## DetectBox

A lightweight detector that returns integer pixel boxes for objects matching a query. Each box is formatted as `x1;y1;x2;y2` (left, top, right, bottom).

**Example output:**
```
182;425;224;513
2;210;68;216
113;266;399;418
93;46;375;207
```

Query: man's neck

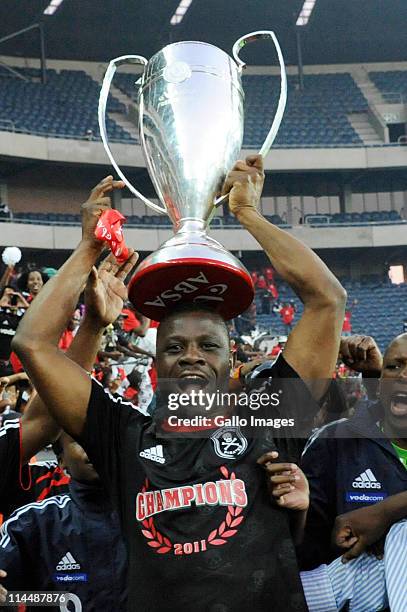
382;421;407;449
392;437;407;450
383;421;407;449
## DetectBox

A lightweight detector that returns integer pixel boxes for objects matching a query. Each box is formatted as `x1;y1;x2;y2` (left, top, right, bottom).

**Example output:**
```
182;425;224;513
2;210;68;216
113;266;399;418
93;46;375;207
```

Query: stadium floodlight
296;0;317;26
170;0;193;25
43;0;64;16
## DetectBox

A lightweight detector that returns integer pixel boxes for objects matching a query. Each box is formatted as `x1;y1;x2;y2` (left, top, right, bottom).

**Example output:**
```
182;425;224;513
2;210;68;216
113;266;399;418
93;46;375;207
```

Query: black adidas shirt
0;418;20;513
0;419;70;518
0;307;25;361
79;355;317;612
4;461;71;519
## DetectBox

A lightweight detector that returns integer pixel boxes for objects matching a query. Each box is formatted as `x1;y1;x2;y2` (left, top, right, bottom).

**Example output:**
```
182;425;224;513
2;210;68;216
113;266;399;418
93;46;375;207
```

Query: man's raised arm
12;176;137;438
20;255;120;461
223;155;346;399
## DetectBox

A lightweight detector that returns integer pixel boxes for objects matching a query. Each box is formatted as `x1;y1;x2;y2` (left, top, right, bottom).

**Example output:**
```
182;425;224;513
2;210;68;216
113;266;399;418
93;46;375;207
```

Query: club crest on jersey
211;426;248;459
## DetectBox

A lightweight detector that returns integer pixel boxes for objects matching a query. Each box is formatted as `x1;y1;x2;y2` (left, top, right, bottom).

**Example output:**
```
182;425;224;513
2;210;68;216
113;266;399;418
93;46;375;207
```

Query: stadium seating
0;67;136;142
6;212;287;227
0;65;372;147
5;209;403;227
114;73;139;103
256;276;405;351
115;72;368;147
242;73;367;147
3;65;407;147
304;210;402;225
369;71;407;102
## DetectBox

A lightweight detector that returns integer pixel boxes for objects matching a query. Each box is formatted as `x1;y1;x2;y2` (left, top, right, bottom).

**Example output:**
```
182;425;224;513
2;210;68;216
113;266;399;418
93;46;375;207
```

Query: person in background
256;274;272;314
123;369;143;407
262;453;407;612
256;273;267;291
250;270;259;287
17;269;48;302
0;286;30;377
280;301;296;330
0;201;11;220
0;266;17;296
342;298;358;337
342;310;352;336
58;309;82;352
121;303;151;338
0;253;131;519
264;266;274;283
300;333;407;569
105;363;128;397
0;433;127;612
235;301;257;335
0;373;29;421
115;310;157;411
121;302;141;333
8;269;49;374
0;377;18;426
264;266;279;301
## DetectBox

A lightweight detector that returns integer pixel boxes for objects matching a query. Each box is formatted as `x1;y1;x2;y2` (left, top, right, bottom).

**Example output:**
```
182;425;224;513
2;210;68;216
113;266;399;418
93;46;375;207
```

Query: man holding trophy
11;33;346;611
12;154;346;611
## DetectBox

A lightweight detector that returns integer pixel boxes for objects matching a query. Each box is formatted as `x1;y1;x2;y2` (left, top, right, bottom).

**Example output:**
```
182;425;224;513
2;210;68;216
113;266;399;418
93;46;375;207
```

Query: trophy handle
98;55;167;215
214;31;287;209
232;30;287;157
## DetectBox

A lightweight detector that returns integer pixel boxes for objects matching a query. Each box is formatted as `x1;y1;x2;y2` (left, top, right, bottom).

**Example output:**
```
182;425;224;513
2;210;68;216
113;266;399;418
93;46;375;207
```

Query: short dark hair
383;332;407;362
158;303;230;340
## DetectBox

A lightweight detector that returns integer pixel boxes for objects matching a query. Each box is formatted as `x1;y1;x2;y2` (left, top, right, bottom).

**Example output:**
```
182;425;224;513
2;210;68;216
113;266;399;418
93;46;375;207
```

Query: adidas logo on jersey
56;552;81;571
139;444;165;464
352;469;382;489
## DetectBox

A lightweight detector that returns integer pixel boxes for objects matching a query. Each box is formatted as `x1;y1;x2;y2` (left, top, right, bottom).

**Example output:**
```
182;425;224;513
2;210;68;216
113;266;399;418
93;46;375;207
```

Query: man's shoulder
302;399;384;456
302;418;348;455
246;354;299;389
0;417;20;448
90;378;150;417
1;495;72;533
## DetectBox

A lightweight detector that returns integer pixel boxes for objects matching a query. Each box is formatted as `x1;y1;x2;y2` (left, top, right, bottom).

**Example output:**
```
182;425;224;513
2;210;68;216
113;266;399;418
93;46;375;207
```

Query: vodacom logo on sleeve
136;466;248;555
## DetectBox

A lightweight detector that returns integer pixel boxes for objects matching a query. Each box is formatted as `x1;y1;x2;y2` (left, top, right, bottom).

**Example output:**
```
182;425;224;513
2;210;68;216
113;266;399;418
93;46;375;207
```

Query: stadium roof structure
1;0;407;67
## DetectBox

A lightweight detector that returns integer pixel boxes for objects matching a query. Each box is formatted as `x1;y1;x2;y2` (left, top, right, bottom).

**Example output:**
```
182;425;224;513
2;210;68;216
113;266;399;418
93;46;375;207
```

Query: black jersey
79;355;317;612
0;419;70;518
0;307;25;361
5;461;71;518
0;418;21;514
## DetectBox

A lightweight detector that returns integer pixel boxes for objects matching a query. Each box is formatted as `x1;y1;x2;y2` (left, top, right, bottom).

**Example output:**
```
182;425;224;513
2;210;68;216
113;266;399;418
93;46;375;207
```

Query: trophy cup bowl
98;32;287;321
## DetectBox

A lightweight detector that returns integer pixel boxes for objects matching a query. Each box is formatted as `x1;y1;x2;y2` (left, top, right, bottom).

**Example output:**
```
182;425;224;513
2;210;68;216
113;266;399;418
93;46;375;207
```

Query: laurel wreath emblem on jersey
139;466;245;554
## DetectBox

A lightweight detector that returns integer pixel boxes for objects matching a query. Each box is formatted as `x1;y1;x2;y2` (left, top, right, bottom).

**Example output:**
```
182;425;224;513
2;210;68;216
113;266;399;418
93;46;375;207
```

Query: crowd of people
0;158;405;611
0;259;159;419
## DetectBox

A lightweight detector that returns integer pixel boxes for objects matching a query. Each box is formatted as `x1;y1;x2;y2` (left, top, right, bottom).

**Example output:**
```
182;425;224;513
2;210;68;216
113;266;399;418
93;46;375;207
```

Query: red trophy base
128;254;254;322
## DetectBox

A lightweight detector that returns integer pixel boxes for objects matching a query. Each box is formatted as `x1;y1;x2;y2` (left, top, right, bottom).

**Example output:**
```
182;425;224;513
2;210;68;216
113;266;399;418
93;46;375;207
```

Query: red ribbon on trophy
94;209;129;263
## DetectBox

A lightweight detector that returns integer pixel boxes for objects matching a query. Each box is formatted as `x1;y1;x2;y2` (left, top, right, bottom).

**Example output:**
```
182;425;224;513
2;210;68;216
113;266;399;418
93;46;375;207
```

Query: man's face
61;435;100;484
156;310;230;405
379;334;407;437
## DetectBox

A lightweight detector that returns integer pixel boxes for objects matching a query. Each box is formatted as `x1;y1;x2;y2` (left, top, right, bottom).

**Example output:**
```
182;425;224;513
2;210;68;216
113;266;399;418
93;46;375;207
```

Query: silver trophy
99;31;286;321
